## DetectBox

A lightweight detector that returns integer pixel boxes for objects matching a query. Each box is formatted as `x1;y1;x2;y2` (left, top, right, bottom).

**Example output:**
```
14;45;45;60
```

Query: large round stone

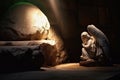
0;2;50;40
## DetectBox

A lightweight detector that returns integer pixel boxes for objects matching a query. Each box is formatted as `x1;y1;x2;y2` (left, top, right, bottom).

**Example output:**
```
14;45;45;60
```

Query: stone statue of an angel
80;24;112;66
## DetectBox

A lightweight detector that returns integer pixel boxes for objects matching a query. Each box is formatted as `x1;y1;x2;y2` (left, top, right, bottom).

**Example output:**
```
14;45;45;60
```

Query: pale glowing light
40;40;56;46
53;63;80;70
33;11;50;30
31;9;50;34
6;3;51;35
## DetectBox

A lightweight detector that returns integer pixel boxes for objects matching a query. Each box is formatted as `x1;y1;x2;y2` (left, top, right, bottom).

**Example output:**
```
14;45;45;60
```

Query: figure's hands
82;43;85;47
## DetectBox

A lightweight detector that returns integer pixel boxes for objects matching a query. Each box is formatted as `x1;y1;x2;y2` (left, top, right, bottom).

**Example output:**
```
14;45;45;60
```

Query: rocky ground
0;63;120;80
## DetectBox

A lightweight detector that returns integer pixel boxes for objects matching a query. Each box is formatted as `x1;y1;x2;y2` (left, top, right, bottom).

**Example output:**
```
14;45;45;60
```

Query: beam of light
48;0;60;18
48;0;69;38
48;0;64;27
49;0;66;27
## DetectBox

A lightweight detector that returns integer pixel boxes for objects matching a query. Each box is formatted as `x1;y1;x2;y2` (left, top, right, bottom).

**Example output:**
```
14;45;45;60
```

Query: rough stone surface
0;45;44;73
0;2;50;41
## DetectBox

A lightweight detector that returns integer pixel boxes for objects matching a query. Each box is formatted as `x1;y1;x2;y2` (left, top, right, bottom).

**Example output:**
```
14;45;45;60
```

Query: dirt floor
0;63;120;80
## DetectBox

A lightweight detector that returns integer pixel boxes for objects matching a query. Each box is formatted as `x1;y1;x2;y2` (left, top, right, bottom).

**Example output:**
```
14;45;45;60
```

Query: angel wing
87;24;110;60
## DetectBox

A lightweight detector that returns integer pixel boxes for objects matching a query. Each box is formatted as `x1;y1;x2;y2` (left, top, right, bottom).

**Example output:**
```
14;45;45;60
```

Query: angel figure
80;24;112;66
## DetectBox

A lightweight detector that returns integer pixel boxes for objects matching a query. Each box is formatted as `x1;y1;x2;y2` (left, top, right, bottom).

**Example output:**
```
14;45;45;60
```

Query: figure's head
81;31;90;43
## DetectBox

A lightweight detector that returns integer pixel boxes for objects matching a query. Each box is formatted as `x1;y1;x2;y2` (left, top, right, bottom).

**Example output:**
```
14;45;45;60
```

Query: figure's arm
82;39;92;48
91;36;95;43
